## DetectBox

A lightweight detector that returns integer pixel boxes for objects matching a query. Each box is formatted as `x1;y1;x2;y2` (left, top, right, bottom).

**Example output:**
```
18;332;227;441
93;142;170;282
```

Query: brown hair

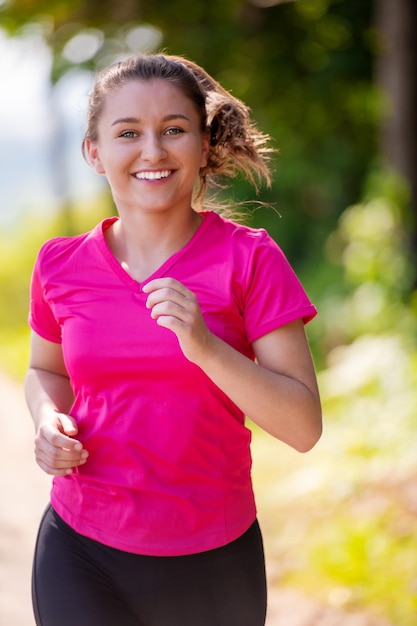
83;53;274;210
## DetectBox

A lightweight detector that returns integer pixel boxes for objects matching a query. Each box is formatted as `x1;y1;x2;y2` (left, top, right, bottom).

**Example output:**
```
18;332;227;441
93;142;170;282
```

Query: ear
84;139;105;175
200;130;210;169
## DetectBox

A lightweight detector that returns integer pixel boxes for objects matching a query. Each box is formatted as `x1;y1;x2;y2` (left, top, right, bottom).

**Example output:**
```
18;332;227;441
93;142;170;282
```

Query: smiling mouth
134;170;172;181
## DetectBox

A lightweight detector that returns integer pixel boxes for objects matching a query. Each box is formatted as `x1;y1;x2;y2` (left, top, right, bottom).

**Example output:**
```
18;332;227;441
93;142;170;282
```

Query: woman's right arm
25;331;88;476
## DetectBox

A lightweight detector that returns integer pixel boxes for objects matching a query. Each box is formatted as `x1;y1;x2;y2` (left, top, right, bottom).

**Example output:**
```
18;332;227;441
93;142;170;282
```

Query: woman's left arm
199;319;322;452
143;278;322;452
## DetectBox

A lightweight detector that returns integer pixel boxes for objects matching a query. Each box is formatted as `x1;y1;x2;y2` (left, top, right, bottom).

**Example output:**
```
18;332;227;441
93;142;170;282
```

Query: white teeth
135;170;171;180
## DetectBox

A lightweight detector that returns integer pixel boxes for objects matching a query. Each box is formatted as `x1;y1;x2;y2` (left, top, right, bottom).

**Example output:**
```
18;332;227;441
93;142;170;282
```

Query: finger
41;428;83;453
36;458;70;476
36;436;88;463
39;419;82;451
36;452;88;473
36;457;86;477
148;300;190;322
146;287;198;319
145;290;189;313
35;444;88;474
35;444;88;472
155;315;185;333
57;412;79;437
143;279;192;305
142;277;186;293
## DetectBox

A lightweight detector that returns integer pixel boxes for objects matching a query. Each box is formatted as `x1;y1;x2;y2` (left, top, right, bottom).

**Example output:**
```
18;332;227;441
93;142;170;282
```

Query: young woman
26;53;322;626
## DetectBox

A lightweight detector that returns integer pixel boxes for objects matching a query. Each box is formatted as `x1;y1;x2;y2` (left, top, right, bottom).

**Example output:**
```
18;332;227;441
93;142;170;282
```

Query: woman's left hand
143;277;322;452
143;277;214;364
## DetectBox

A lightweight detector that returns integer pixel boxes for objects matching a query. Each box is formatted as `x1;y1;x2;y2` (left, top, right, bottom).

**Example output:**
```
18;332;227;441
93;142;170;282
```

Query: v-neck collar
94;211;215;291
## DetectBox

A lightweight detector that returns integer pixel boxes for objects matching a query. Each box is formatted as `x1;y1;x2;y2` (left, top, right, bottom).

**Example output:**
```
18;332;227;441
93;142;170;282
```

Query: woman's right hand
25;332;88;476
35;411;89;476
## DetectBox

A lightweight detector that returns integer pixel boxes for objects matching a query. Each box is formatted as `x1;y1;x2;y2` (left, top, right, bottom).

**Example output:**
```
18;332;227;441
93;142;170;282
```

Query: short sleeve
28;252;62;343
243;231;317;344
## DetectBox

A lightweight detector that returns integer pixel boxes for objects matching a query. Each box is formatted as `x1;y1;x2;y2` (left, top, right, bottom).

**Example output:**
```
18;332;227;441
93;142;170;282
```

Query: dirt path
0;372;50;625
0;372;390;626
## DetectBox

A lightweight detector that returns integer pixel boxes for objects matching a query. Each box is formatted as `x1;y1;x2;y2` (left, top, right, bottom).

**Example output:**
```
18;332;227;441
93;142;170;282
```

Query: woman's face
86;79;209;216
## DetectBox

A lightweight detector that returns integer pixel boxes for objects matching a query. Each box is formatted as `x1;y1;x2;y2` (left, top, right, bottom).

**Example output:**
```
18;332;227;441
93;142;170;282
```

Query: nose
141;132;167;163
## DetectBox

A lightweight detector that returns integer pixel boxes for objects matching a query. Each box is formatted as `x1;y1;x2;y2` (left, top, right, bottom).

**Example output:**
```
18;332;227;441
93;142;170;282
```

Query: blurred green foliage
276;322;417;625
1;0;379;267
306;168;417;363
260;170;417;624
0;197;110;378
251;170;417;624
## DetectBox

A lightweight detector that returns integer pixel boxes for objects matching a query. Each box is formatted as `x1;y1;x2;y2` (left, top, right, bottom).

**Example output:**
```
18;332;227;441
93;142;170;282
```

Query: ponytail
171;56;274;206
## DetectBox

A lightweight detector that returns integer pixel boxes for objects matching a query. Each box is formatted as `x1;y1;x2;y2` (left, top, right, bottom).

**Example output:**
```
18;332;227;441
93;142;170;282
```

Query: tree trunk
375;0;417;261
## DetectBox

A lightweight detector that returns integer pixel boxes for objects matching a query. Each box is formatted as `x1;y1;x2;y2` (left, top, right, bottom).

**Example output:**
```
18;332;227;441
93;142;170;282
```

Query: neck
117;208;201;249
105;209;203;282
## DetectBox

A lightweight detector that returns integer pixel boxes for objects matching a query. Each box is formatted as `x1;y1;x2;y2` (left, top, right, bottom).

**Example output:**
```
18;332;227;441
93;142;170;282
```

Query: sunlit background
0;29;101;225
0;0;416;625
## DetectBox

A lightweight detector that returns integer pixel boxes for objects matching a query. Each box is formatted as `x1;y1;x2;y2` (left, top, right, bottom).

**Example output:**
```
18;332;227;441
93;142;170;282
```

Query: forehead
101;78;201;120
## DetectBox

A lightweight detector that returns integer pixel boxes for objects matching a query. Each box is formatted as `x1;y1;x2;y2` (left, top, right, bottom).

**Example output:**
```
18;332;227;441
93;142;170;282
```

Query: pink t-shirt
29;211;316;556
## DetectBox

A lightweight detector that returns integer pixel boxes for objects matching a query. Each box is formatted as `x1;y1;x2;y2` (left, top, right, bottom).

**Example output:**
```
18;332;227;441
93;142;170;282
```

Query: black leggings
32;506;267;626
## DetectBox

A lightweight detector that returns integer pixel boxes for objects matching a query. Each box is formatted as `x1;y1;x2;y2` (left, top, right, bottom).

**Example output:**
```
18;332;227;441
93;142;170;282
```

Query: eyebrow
111;114;190;126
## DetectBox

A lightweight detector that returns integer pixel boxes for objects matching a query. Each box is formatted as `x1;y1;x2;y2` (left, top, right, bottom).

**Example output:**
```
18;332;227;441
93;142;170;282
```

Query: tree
1;0;378;260
375;0;417;263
